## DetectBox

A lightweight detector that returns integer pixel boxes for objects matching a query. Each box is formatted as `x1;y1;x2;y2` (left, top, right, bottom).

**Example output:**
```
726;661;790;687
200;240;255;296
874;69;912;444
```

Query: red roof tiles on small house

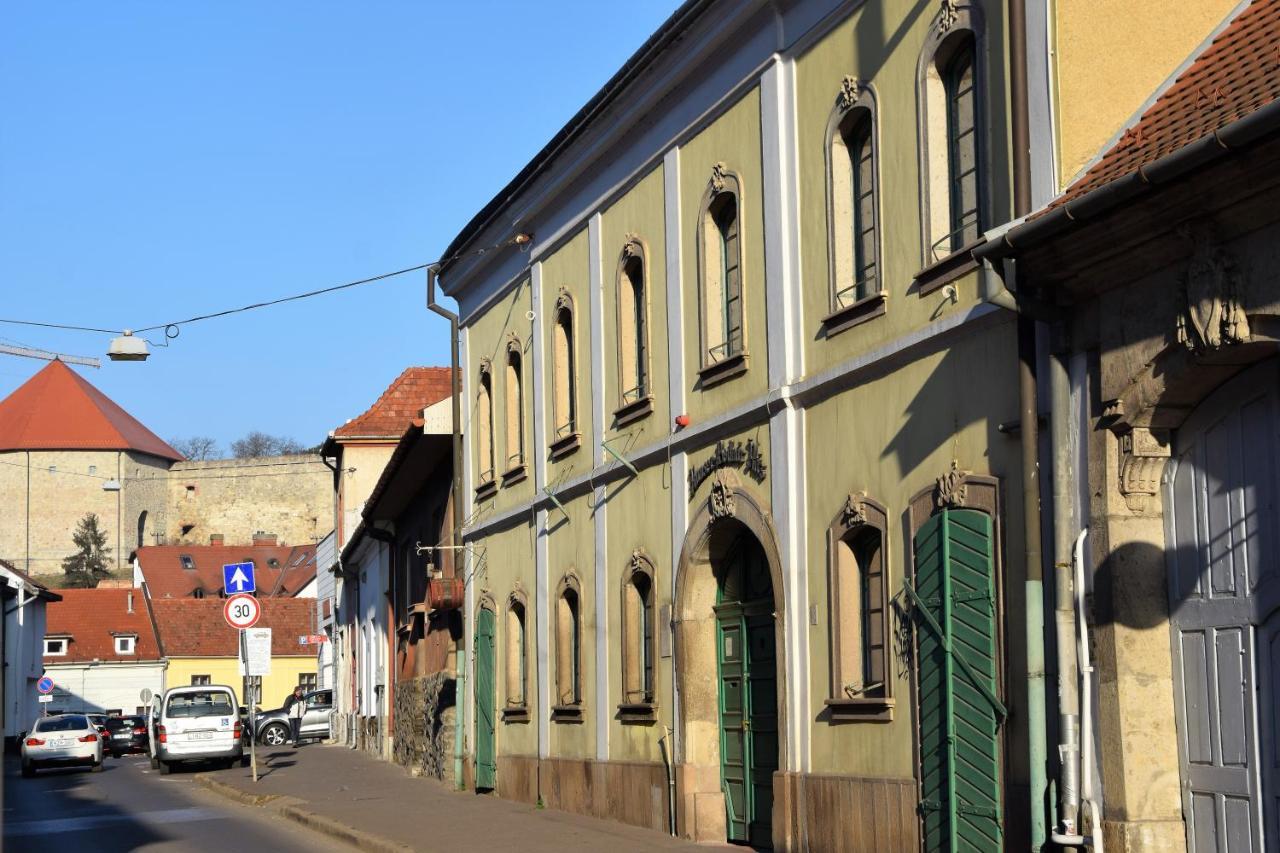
133;543;317;601
0;360;183;460
1058;0;1280;205
331;367;453;440
44;588;162;663
150;598;315;657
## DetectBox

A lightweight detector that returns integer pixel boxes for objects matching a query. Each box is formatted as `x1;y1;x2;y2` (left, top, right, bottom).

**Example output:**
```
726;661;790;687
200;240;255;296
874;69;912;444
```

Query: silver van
149;685;244;774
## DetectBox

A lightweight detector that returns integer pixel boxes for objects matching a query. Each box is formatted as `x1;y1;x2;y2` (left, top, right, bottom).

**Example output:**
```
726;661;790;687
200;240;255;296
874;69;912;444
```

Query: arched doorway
675;475;786;848
137;510;148;549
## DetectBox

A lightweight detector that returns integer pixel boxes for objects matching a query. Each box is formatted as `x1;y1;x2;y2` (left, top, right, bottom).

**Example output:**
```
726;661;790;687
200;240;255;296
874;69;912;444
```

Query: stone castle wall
392;672;457;783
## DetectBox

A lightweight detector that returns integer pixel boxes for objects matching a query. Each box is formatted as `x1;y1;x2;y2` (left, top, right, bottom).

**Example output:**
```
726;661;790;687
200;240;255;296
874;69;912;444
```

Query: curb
192;773;412;852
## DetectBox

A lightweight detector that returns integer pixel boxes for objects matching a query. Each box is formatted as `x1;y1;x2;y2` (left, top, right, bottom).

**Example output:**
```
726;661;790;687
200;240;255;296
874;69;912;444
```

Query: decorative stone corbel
1119;428;1171;514
554;287;573;314
1176;223;1251;353
841;491;869;528
622;236;642;259
710;162;730;195
836;76;863;112
935;460;969;509
709;475;737;520
939;0;960;32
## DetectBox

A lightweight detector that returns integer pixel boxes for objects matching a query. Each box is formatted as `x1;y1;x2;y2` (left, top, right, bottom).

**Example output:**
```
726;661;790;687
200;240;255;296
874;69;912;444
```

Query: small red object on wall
428;577;465;611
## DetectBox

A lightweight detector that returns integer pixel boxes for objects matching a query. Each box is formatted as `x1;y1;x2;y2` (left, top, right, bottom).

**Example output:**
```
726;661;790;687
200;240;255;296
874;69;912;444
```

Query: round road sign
224;593;261;630
37;676;54;694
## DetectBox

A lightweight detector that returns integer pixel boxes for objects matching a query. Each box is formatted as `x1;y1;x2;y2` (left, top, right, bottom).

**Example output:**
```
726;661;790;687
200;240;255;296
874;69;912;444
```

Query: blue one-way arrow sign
223;562;256;595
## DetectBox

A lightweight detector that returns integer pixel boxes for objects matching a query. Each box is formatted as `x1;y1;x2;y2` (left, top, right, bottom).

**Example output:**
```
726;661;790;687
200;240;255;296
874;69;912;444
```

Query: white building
315;529;337;690
1;560;59;744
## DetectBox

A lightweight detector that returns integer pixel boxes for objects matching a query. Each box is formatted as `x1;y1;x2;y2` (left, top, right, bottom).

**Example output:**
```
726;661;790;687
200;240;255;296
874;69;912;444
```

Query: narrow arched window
826;494;891;721
553;576;584;719
476;364;496;492
617;243;649;408
551;292;579;456
697;165;746;384
505;596;527;709
944;40;980;253
504;340;524;473
620;553;657;714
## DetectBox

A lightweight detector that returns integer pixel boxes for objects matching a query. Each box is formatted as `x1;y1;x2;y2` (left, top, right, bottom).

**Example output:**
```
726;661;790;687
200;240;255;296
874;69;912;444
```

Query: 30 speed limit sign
224;593;261;629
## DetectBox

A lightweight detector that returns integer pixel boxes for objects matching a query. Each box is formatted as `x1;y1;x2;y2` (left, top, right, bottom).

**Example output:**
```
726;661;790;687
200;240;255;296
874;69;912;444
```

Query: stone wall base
495;755;671;835
391;672;456;782
1102;818;1188;853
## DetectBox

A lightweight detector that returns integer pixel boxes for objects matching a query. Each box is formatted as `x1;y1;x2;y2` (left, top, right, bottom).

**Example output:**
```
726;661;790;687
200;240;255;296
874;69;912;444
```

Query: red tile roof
150;597;316;657
0;360;183;460
331;367;453;440
134;544;317;601
1059;0;1280;205
44;588;162;663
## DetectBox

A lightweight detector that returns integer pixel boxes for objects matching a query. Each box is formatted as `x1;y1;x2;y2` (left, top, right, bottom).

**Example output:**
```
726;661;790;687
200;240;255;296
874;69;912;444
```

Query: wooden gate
474;607;496;791
909;508;1004;852
1167;363;1280;852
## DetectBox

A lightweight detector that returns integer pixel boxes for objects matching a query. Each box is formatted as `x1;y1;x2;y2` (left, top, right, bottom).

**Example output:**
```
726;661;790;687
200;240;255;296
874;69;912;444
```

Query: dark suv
104;715;149;757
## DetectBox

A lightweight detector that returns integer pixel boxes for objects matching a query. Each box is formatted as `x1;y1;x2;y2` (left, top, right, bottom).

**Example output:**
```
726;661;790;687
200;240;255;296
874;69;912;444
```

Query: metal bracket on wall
600;438;639;478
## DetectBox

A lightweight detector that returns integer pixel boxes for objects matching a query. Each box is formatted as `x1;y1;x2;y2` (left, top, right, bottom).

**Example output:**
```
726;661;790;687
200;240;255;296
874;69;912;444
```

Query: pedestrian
285;685;305;747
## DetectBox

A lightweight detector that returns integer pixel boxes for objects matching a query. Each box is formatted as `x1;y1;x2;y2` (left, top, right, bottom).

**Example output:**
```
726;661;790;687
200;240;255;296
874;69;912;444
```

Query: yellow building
434;1;1240;849
150;598;319;709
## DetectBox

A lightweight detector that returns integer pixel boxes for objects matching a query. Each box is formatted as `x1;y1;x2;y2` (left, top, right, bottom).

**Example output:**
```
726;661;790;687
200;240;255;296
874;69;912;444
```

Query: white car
21;714;104;777
149;685;244;775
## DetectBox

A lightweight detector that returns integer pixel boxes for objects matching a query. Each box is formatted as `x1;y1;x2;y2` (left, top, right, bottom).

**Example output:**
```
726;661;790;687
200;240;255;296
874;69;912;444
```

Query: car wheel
261;722;289;747
91;760;104;773
20;762;34;778
158;760;171;776
112;751;124;759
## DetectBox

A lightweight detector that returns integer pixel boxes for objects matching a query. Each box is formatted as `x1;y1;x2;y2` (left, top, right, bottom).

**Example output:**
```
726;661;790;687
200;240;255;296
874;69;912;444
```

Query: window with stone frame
504;592;529;717
550;291;580;458
475;362;496;496
615;240;653;424
619;552;657;719
299;672;318;692
824;77;887;335
552;574;584;721
191;674;211;686
697;164;746;385
504;337;526;478
825;492;892;721
918;5;985;268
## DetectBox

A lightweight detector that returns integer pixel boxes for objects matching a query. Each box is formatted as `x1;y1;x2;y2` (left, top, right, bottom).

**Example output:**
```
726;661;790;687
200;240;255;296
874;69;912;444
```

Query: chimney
209;533;224;546
252;531;277;546
127;591;134;614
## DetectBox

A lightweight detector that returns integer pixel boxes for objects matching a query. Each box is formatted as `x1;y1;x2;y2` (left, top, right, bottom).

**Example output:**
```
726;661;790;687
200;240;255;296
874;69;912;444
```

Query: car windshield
35;715;89;733
166;691;234;718
105;718;130;730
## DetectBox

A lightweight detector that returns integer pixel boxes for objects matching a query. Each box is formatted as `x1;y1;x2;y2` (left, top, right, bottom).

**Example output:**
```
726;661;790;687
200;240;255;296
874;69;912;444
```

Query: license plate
188;731;214;740
114;733;131;739
50;739;70;748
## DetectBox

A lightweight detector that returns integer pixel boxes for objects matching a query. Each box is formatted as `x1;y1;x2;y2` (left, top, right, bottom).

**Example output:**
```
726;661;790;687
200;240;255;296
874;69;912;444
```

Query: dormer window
180;554;195;571
44;638;69;656
115;636;137;655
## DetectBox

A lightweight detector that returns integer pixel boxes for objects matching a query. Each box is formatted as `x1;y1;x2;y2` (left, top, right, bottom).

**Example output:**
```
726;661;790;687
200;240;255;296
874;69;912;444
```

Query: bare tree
231;431;308;458
169;435;221;460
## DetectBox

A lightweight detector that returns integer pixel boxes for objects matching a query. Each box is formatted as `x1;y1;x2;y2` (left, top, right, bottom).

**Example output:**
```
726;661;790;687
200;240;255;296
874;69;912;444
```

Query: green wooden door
911;508;1003;852
715;535;778;847
474;607;496;791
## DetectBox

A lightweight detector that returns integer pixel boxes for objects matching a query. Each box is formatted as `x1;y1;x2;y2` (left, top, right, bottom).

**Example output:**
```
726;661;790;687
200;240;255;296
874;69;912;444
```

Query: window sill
548;432;581;461
616;702;658;724
501;464;527;487
697;352;748;389
502;706;530;723
473;480;498;503
821;290;888;337
551;704;585;723
612;396;653;428
914;240;981;297
824;696;894;723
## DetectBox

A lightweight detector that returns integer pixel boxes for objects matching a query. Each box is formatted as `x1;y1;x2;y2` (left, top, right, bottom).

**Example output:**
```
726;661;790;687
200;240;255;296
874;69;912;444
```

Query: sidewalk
192;744;705;852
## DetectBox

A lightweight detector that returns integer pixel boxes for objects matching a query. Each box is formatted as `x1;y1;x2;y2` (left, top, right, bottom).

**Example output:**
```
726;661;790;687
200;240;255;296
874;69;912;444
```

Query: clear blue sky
0;1;679;453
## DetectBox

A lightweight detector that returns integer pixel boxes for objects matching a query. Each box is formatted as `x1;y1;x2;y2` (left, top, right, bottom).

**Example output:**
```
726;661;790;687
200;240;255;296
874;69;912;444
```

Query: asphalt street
1;750;346;852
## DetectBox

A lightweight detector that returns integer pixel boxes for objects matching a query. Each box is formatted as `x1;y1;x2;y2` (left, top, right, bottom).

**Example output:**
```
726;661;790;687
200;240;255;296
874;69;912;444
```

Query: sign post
225;587;263;783
239;629;258;782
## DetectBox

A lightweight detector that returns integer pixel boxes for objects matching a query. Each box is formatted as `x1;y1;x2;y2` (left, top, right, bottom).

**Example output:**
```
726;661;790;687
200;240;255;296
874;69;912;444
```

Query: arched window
620;551;657;716
615;239;653;424
919;7;985;265
825;493;891;721
697;164;746;385
553;574;584;720
475;362;496;498
504;592;528;717
504;338;525;479
824;77;886;334
137;510;149;549
550;290;581;459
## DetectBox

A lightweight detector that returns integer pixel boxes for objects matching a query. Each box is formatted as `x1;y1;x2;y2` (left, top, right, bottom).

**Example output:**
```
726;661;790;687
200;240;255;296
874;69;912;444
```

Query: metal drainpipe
425;263;468;791
1007;0;1051;846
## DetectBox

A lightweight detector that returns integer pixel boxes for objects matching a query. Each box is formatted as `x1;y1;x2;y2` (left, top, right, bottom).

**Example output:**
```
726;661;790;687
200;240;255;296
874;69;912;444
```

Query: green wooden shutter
911;508;1002;852
474;608;497;790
